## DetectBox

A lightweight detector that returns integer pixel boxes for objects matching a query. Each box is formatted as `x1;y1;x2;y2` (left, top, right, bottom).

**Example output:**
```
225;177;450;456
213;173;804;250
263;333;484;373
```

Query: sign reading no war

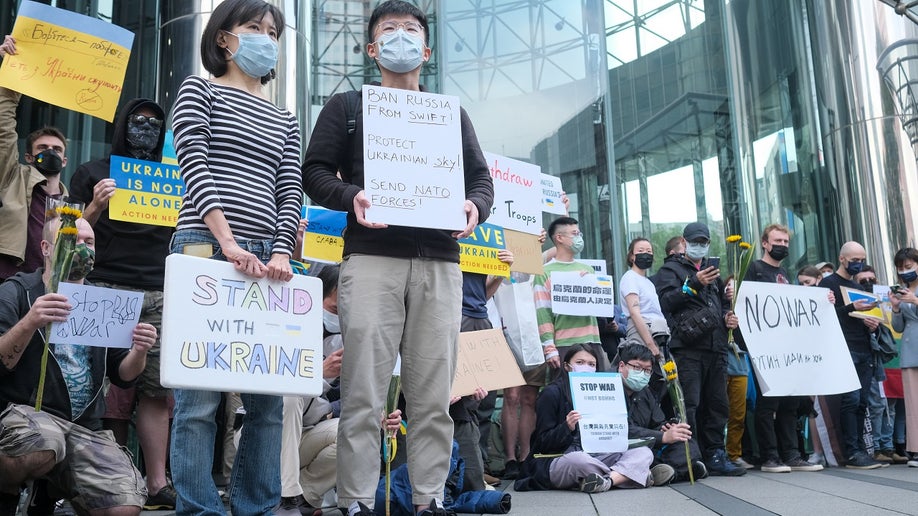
161;254;324;396
736;281;859;396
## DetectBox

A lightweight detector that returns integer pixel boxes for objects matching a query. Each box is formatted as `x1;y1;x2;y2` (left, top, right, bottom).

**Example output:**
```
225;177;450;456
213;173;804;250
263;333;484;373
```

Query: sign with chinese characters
569;372;628;453
548;271;616;317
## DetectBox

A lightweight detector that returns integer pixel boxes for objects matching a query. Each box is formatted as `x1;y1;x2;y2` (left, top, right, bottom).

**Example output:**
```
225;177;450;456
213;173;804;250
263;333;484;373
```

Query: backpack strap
340;90;362;175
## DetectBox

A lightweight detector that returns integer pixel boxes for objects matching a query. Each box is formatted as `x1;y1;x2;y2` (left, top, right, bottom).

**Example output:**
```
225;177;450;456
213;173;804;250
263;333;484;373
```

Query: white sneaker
908;460;918;468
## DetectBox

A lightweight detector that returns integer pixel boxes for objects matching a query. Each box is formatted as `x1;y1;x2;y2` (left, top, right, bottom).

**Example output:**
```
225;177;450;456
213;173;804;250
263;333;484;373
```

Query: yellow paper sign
0;1;134;122
459;223;510;278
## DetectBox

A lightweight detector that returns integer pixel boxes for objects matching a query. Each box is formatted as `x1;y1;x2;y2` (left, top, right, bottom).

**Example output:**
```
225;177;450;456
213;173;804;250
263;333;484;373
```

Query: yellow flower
57;206;83;218
726;235;742;243
739;242;752;250
58;227;78;235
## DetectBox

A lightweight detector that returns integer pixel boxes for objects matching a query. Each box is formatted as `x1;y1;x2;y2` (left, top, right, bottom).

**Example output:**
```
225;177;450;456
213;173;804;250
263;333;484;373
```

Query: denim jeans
839;350;875;458
868;379;894;451
168;229;283;515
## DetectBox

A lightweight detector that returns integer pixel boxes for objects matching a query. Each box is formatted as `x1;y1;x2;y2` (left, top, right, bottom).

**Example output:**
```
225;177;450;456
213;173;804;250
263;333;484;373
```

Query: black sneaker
417;499;455;516
692;460;709;479
785;456;823;472
706;449;746;476
341;501;376;516
143;484;177;510
846;453;883;470
276;494;321;516
502;459;520;480
760;458;791;473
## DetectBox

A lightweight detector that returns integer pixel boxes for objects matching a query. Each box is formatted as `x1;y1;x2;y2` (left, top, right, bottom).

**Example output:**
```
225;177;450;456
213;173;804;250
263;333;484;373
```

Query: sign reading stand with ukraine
0;1;134;122
108;156;184;227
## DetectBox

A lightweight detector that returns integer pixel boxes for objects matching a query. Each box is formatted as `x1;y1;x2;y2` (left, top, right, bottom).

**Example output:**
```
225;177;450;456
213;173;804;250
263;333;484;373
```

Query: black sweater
818;272;872;354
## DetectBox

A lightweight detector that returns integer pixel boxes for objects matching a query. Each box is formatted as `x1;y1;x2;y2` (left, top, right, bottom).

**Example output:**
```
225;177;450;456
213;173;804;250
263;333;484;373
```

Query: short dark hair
200;0;285;85
26;127;67;155
626;237;651;267
617;343;653;363
548;216;578;243
894;248;918;269
664;236;684;256
562;344;598;365
316;264;340;300
859;264;875;275
368;0;430;45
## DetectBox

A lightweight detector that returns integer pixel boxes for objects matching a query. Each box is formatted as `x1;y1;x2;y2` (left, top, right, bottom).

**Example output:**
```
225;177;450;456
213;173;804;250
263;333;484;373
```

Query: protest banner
451;328;525;397
108;156;183;227
50;283;142;348
540;173;566;215
548;271;616;317
160;254;324;396
578;259;607;275
840;286;885;321
362;85;466;230
459;222;510;277
503;229;543;275
736;281;860;396
569;372;628;453
483;151;541;235
0;1;134;122
302;206;346;263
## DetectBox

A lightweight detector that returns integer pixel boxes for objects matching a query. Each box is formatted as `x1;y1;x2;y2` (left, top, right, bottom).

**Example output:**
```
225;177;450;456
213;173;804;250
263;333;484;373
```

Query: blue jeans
840;351;875;458
868;379;894;451
168;229;283;515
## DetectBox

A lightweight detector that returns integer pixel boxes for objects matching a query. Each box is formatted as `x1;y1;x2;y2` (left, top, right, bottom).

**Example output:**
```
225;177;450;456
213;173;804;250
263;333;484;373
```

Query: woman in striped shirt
168;0;301;514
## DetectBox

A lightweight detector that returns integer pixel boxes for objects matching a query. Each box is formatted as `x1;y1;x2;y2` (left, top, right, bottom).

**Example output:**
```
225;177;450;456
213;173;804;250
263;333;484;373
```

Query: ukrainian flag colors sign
459;223;510;277
109;156;183;227
0;1;134;122
302;206;346;264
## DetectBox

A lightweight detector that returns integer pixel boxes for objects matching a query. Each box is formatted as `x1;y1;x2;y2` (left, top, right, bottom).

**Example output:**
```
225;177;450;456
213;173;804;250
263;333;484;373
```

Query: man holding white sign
0;215;155;515
301;2;493;514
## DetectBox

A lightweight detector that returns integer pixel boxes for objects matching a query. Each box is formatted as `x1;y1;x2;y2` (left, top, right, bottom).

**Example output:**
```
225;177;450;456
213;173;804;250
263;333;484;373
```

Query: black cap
683;222;710;241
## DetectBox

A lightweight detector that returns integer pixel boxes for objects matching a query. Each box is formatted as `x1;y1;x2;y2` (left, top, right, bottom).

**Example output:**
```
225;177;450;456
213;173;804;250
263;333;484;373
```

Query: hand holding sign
0;35;16;57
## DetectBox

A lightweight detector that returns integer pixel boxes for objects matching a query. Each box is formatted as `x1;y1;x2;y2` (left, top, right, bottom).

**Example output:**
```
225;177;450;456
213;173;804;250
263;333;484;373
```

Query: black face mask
126;121;160;161
634;253;654;270
767;244;789;261
33;149;63;177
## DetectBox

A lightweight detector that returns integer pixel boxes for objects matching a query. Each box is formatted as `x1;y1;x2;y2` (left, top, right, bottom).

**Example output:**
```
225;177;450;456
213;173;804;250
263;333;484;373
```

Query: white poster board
50;283;143;348
161;254;324;396
569;372;629;453
736;281;860;396
362;85;465;230
483;151;542;235
540;173;566;215
548;271;616;317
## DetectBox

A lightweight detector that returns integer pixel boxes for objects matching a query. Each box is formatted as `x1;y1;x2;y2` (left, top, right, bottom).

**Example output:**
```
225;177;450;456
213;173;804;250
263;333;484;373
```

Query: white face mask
685;242;709;260
821;271;832;278
569;363;596;373
375;29;425;73
323;309;340;334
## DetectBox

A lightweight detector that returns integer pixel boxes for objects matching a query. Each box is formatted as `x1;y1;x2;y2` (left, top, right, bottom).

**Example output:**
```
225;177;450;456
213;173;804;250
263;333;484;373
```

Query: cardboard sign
0;1;134;122
540;173;566;215
569;372;629;453
362;85;465;230
161;254;324;396
50;283;143;348
548;271;616;317
503;229;544;275
450;328;525;397
302;206;346;263
840;286;885;321
483;152;542;236
108;156;183;227
736;281;860;396
459;223;510;277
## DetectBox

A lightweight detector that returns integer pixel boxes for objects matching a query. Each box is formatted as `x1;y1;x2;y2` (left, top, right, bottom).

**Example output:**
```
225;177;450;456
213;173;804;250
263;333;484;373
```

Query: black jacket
0;270;135;430
652;254;728;351
301;88;494;263
626;386;666;447
69;98;171;289
514;374;577;491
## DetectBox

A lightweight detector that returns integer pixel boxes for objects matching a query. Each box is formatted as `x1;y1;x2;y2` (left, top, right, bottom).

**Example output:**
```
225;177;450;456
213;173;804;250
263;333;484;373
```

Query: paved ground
139;464;918;515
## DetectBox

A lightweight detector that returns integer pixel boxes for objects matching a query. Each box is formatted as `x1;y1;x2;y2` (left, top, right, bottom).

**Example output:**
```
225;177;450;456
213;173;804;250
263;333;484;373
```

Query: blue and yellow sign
459;223;510;277
0;1;134;122
302;206;347;263
108;155;183;227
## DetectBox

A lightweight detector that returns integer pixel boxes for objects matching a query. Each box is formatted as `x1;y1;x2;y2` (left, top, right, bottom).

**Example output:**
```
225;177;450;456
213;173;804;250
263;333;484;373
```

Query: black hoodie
69;98;171;289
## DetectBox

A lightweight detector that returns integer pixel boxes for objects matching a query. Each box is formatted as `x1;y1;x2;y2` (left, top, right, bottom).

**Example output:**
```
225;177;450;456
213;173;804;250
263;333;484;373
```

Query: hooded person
67;98;178;510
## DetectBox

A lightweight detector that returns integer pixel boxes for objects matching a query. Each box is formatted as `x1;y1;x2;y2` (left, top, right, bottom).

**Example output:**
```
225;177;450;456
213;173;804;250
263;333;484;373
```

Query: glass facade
5;0;918;284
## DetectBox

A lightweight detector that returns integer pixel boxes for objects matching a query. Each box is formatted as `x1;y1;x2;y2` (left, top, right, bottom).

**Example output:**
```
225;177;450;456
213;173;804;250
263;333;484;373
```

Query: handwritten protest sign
0;1;134;122
579;259;607;275
459;223;510;277
362;85;465;230
483;152;541;235
302;206;346;263
161;254;324;396
736;281;859;396
540;173;566;215
50;283;142;348
570;372;628;453
451;328;525;397
549;271;616;317
503;229;543;275
108;156;183;227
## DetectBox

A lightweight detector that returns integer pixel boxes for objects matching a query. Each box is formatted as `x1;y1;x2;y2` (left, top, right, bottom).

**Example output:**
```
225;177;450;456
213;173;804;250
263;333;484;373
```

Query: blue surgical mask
570;235;584;254
225;31;278;79
685;242;709;261
899;269;918;284
623;369;651;391
375;29;425;73
845;261;864;276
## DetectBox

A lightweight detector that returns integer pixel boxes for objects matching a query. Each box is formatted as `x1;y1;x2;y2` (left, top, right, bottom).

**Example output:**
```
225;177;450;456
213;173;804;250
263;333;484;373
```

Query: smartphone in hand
707;256;720;269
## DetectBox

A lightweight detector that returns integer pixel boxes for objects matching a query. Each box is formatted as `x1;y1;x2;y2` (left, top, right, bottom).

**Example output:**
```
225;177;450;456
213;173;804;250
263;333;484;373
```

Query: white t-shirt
619;269;665;321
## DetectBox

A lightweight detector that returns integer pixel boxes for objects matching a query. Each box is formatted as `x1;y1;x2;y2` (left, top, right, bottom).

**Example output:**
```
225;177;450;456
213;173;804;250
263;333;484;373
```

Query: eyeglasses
561;230;582;237
129;114;163;128
625;362;653;375
376;20;424;36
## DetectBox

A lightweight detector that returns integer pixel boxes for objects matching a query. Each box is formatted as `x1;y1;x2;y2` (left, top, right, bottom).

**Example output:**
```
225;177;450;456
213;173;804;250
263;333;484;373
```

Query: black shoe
706;449;746;476
143;484;177;510
692;460;709;479
417;499;455;516
846;452;883;470
502;460;520;480
0;492;19;516
277;494;321;516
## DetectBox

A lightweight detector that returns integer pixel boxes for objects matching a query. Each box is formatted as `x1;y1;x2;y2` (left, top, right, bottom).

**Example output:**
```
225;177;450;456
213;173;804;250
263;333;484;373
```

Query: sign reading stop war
0;1;134;122
736;281;859;396
362;85;466;230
